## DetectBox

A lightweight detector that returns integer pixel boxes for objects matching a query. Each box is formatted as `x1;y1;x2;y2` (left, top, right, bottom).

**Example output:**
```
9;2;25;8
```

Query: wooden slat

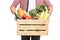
17;24;48;30
17;19;48;24
17;29;48;35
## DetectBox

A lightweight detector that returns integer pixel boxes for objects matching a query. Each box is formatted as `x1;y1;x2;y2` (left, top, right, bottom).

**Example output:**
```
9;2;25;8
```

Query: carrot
17;8;25;17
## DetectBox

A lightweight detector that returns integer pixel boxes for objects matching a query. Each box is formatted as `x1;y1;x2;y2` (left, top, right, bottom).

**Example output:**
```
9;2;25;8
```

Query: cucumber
14;13;23;20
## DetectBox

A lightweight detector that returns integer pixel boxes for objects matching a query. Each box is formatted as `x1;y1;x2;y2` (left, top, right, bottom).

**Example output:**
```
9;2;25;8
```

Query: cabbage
29;9;37;18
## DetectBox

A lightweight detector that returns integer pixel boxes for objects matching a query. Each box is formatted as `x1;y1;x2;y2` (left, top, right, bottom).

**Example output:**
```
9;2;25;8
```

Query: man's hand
10;6;16;14
48;6;53;15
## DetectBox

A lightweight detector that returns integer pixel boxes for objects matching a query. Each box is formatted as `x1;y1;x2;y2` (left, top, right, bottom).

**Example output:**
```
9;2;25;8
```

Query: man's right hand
10;6;16;14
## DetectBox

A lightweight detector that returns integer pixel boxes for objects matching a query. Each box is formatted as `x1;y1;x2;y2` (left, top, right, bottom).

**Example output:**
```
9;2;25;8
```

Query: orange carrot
17;8;25;17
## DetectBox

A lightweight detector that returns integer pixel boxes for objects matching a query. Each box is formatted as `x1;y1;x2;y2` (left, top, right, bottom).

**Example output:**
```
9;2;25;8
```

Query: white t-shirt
28;0;36;12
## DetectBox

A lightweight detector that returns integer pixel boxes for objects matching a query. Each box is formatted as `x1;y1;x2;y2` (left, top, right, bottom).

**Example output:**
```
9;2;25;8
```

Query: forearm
44;0;53;14
48;6;53;14
10;6;16;14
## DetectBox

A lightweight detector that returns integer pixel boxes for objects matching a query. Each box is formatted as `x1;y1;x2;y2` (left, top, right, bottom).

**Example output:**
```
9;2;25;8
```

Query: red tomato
26;16;32;20
22;14;28;19
22;14;32;20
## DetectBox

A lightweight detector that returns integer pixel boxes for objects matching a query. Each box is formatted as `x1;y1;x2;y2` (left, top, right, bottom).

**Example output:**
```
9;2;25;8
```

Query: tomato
22;14;32;20
22;14;28;19
26;16;32;20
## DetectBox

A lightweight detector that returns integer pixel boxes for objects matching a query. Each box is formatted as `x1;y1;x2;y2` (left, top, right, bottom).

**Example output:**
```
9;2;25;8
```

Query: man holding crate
10;0;53;40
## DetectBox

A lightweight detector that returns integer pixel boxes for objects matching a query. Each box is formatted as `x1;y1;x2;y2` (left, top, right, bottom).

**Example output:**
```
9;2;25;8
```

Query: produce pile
16;5;49;20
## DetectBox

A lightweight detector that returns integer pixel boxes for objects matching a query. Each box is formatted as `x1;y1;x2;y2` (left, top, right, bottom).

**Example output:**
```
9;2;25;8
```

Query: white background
0;0;60;40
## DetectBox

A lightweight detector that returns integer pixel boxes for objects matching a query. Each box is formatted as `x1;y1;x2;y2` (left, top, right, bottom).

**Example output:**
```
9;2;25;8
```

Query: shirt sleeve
44;0;53;8
11;0;20;8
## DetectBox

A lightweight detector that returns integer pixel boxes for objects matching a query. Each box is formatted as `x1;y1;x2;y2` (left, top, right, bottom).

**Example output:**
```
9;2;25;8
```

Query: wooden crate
17;19;49;36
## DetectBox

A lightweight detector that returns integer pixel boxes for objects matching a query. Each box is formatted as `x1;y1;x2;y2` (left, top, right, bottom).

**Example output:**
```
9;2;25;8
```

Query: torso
20;0;44;11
